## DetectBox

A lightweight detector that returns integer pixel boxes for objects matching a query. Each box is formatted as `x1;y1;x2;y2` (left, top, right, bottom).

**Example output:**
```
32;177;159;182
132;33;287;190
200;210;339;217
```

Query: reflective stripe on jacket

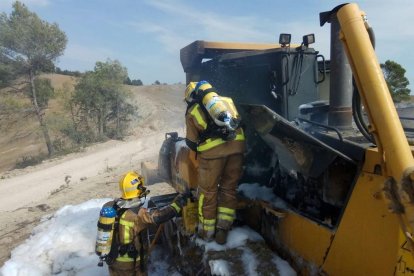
197;129;245;152
187;103;245;153
116;210;137;263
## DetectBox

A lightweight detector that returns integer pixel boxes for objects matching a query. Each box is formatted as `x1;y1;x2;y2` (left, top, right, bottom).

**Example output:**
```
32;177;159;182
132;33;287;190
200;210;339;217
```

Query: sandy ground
0;84;186;266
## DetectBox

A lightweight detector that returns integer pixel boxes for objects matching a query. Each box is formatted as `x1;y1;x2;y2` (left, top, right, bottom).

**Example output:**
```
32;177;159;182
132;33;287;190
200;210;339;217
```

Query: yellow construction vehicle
154;3;414;275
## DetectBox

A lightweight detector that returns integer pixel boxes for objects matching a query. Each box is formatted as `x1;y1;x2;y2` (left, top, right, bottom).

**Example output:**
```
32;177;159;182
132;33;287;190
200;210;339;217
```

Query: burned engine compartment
240;105;365;228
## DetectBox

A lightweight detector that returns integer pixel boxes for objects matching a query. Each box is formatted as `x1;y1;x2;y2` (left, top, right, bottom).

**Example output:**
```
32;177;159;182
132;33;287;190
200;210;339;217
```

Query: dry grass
0;74;180;173
41;73;77;90
0;74;77;172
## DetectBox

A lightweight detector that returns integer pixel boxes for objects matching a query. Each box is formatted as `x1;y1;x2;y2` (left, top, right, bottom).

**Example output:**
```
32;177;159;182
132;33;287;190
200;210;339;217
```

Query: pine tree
0;1;67;156
381;60;411;102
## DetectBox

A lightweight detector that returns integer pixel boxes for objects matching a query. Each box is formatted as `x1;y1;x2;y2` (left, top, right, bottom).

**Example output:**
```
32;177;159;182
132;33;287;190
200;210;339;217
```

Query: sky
0;0;413;87
0;198;296;276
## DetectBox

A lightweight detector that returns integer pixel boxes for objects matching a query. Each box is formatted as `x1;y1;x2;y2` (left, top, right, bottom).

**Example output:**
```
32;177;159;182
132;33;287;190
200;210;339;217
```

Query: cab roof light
279;33;291;47
302;34;315;47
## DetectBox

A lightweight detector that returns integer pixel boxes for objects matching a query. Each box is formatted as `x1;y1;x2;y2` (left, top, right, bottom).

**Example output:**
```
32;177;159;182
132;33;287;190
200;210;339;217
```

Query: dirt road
0;84;185;265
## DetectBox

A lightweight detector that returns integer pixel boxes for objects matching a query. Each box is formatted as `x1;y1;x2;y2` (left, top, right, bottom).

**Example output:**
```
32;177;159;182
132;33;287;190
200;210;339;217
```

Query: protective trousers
108;260;146;276
197;153;243;239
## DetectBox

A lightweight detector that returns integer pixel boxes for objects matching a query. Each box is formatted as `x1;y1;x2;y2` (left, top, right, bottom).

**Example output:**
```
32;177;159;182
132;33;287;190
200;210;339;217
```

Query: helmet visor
131;177;146;196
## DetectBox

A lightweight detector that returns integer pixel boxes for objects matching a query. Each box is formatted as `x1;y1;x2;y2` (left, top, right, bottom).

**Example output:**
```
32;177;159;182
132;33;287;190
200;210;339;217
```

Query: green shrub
60;124;96;145
15;155;45;169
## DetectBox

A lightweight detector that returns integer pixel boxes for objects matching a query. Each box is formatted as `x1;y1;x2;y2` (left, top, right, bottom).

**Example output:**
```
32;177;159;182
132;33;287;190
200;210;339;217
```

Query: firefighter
184;81;245;244
97;171;189;276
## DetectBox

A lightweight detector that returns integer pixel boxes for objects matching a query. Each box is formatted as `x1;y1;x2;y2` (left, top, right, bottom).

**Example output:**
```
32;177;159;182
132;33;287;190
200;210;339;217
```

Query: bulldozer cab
181;40;321;121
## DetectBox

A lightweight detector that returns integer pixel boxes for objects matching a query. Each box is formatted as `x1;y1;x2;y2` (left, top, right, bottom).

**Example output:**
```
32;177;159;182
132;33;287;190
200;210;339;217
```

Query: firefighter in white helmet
96;171;189;276
184;80;245;244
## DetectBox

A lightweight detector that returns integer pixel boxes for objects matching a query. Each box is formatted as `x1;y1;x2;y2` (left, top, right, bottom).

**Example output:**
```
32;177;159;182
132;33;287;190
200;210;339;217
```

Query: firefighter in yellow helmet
184;80;245;244
97;171;189;276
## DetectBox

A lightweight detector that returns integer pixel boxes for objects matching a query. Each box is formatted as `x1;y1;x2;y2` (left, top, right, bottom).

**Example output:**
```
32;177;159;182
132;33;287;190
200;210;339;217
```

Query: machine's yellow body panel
278;212;332;267
278;147;414;274
171;145;199;193
336;4;414;268
322;172;400;275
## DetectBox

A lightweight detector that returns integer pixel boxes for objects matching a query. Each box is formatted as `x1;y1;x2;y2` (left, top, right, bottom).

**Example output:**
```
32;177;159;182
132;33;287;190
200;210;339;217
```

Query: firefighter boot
215;228;228;245
197;223;214;242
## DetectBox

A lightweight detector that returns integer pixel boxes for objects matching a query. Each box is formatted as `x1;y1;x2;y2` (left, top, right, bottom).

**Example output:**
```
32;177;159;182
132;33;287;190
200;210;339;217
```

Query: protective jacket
104;198;181;276
185;102;245;239
185;103;245;158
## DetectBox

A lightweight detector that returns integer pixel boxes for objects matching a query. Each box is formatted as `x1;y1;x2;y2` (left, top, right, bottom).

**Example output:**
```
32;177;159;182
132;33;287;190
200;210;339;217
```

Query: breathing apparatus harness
97;188;150;269
186;87;240;145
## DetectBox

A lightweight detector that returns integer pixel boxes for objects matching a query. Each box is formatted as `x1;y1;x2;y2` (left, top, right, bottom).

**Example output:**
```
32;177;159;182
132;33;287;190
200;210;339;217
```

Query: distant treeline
55;67;82;77
124;77;143;86
55;67;143;86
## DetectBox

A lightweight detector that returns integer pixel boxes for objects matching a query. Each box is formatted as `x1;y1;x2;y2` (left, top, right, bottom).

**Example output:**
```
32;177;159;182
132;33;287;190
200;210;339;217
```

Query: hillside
0;74;186;265
0;74;184;173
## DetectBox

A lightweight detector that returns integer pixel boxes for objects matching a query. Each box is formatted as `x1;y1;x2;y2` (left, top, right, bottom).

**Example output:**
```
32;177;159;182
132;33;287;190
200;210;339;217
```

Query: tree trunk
98;109;104;138
69;100;78;132
29;70;54;156
116;94;121;139
102;105;107;136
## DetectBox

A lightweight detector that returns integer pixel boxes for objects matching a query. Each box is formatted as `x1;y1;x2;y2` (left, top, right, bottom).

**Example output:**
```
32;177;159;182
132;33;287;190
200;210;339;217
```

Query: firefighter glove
170;193;190;214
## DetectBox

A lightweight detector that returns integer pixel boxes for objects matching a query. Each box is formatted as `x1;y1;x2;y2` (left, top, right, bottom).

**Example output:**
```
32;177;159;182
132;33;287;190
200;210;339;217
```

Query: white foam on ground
209;259;231;276
195;226;263;252
196;226;296;276
1;198;295;276
0;199;177;276
241;247;258;276
273;256;297;276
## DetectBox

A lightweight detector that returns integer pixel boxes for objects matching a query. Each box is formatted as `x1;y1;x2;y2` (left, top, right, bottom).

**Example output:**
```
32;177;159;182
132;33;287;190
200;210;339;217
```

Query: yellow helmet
185;81;213;103
119;171;145;199
185;82;197;103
